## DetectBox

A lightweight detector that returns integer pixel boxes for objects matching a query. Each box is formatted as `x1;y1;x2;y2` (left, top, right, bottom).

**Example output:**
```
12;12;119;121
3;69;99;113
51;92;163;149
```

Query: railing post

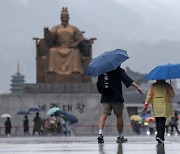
15;126;17;136
74;125;76;135
92;125;94;135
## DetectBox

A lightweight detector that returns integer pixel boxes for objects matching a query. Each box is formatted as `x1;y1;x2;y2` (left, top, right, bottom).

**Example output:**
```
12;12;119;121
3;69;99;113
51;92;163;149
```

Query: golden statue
34;7;96;83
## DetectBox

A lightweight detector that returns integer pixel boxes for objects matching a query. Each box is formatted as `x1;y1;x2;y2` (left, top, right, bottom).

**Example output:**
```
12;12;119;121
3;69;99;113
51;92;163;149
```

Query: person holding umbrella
143;80;175;143
4;117;12;137
143;63;180;143
84;49;143;143
32;112;42;135
97;66;143;143
170;113;180;135
23;115;30;136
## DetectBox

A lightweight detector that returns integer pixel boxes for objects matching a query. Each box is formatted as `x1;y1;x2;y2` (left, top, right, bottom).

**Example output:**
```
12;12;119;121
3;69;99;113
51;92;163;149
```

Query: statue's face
61;14;69;27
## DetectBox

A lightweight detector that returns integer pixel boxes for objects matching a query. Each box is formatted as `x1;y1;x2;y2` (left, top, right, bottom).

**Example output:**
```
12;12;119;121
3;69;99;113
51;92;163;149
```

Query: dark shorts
101;102;124;116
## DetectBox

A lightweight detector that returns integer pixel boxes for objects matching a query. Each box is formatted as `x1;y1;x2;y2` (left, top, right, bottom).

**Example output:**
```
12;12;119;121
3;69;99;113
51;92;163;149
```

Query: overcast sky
116;0;180;40
0;0;180;93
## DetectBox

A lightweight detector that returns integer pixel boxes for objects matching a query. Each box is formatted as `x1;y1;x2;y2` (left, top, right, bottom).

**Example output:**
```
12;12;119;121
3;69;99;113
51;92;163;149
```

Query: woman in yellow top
143;80;175;143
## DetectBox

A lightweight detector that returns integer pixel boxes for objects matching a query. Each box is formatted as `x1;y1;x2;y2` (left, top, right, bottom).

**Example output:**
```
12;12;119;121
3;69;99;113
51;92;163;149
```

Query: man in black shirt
97;66;143;143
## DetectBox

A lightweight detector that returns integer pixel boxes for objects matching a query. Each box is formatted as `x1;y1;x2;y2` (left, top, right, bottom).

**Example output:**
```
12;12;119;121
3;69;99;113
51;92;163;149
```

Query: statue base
23;83;97;94
37;73;92;83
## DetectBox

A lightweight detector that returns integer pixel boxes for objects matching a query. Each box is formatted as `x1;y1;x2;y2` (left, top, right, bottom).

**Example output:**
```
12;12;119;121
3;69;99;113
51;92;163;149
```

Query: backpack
96;71;117;95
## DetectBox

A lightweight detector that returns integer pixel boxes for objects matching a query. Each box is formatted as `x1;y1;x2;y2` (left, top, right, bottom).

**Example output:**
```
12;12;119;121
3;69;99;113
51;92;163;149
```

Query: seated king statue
34;7;95;83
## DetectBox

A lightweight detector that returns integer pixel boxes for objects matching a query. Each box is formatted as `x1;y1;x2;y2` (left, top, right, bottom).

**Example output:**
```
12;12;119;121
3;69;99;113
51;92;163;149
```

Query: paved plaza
0;135;179;154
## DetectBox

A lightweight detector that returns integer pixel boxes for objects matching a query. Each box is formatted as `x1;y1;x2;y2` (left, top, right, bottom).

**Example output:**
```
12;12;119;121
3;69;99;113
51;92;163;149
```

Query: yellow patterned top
145;81;175;117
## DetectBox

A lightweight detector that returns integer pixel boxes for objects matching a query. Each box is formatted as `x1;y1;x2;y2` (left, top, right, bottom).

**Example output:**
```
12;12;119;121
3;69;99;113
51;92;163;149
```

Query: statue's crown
61;7;69;16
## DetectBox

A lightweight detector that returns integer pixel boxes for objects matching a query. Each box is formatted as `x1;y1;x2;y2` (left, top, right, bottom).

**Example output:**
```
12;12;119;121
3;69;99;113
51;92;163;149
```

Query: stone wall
0;93;133;136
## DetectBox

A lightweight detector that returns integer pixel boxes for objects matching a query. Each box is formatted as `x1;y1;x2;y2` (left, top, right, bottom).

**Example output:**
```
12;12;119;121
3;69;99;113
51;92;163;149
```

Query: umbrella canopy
55;111;78;123
144;117;155;123
130;115;142;121
54;110;68;116
28;106;42;112
46;107;60;116
63;113;78;123
17;109;30;115
174;109;180;114
84;49;129;77
141;114;150;120
145;63;180;80
0;113;12;118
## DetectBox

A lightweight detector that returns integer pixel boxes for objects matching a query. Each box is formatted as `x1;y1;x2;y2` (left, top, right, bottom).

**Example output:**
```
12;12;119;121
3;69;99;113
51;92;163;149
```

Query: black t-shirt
100;67;134;103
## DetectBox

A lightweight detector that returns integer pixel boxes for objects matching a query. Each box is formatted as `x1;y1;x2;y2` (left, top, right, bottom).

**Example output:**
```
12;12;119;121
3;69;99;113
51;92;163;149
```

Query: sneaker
97;134;104;143
156;137;164;144
116;136;128;143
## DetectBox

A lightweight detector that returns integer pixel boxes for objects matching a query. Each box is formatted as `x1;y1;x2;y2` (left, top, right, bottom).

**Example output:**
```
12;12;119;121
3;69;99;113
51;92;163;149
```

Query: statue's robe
47;24;84;74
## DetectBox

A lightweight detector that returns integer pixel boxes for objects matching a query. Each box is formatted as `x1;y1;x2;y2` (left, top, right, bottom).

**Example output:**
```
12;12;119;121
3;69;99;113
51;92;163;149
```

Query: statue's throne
34;37;95;83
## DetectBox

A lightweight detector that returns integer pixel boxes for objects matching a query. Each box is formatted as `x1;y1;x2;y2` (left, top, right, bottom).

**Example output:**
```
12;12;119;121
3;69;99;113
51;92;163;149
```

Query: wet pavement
0;135;179;154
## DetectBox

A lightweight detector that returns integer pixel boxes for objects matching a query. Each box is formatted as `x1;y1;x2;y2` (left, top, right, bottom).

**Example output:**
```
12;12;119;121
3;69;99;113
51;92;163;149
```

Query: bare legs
98;114;108;130
98;114;123;134
117;115;123;134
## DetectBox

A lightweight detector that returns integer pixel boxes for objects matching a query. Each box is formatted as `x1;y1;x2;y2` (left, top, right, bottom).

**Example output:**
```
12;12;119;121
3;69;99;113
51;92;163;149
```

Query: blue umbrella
64;114;78;123
54;110;68;116
174;109;180;114
46;107;64;116
84;49;129;77
145;63;180;80
140;113;150;120
17;109;30;115
54;110;78;123
28;106;42;112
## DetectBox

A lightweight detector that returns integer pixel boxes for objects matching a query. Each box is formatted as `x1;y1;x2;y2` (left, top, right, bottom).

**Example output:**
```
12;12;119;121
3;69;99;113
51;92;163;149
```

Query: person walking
97;66;143;143
148;119;156;135
23;115;30;135
33;112;42;135
4;117;12;137
165;117;171;135
58;116;68;135
170;113;180;135
143;80;175;143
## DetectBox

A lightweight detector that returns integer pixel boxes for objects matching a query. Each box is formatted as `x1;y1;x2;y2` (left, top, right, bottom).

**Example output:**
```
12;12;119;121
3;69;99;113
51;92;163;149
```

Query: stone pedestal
44;74;91;83
23;83;98;94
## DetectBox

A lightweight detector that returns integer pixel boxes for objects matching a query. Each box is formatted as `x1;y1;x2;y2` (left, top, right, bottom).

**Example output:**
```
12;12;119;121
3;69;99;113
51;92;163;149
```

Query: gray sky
0;0;180;93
